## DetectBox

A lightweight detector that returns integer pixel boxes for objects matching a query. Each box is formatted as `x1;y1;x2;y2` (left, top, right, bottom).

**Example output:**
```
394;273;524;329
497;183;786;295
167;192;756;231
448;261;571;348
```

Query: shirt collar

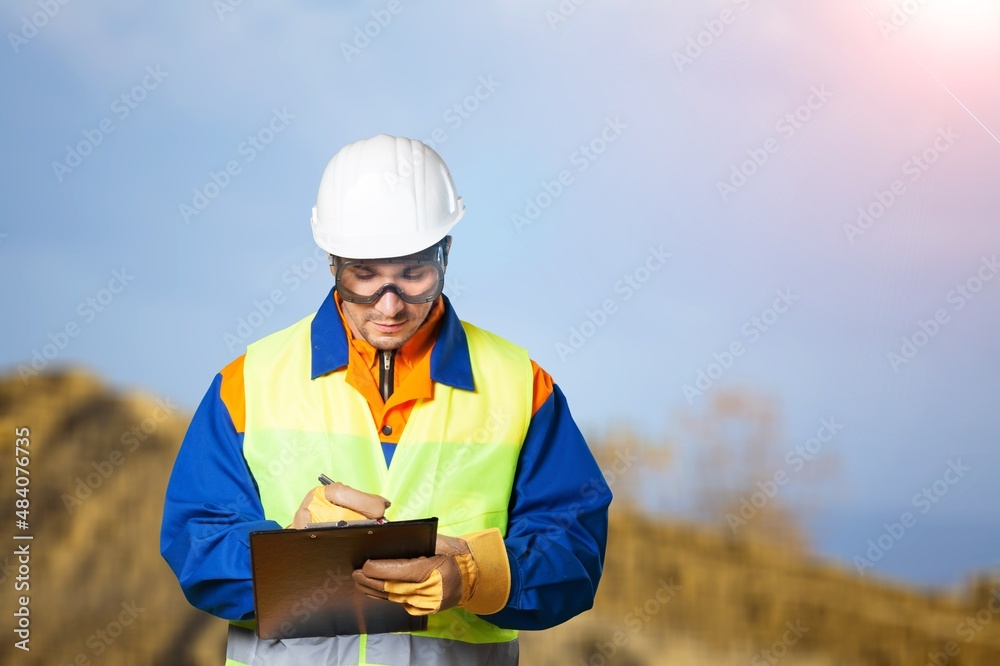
310;289;475;391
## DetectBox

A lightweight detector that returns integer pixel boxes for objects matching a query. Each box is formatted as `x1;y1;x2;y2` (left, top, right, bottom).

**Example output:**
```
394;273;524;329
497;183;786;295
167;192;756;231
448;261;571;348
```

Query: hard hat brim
311;202;464;260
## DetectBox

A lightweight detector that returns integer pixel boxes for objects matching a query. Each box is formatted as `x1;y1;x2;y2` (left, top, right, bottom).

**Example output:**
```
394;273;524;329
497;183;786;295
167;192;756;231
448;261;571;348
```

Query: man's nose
374;289;405;318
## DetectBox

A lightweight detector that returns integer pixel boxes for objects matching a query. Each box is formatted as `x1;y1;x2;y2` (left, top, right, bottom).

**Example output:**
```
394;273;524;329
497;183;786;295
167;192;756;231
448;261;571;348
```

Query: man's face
335;262;437;350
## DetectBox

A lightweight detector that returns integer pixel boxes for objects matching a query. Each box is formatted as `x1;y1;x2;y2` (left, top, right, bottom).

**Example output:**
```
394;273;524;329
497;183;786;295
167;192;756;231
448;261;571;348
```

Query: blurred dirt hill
2;368;999;665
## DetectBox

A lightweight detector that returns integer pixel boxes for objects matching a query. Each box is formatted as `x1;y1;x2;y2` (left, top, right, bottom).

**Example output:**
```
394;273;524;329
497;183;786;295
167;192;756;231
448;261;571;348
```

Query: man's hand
291;481;390;529
352;528;511;616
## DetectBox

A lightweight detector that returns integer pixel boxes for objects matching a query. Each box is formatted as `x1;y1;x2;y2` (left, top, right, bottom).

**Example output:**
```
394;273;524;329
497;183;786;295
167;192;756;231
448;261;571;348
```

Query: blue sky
2;1;999;587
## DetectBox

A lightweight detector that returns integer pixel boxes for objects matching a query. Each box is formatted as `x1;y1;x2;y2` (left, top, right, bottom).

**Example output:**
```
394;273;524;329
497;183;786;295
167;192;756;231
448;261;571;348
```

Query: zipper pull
381;350;394;403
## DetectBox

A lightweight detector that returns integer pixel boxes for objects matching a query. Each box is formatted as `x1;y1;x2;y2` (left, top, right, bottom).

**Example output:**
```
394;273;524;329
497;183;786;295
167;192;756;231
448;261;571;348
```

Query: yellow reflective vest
239;309;531;645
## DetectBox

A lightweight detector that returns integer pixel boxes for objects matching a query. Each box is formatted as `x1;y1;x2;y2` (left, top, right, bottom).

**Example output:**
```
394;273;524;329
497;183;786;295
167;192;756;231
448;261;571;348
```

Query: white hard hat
310;134;465;259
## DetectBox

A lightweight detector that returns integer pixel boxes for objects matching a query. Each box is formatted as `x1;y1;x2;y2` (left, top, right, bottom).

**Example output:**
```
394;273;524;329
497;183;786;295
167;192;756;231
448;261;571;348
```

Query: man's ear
443;235;452;269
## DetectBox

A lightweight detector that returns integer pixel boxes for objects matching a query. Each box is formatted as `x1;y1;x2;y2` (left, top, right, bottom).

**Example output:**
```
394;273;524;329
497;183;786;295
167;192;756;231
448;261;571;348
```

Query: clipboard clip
306;519;387;529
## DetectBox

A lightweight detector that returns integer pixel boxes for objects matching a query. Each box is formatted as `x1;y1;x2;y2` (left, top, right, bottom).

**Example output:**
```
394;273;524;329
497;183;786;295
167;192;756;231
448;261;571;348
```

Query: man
160;134;612;665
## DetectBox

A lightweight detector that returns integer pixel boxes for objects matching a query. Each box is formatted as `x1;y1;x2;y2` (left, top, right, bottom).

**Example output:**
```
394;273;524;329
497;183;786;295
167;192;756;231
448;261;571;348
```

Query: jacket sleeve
159;371;281;621
483;372;613;630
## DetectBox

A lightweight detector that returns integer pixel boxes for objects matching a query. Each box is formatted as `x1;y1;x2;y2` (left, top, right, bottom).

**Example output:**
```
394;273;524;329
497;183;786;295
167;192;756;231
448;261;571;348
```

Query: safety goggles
333;257;445;304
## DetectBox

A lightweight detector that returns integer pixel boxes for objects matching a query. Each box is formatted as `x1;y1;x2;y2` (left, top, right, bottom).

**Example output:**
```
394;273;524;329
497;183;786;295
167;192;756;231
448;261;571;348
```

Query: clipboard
249;517;438;639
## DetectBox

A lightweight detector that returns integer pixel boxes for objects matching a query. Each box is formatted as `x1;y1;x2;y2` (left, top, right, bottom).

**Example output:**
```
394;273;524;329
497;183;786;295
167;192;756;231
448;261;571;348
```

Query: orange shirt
219;292;555;440
334;291;445;443
334;292;553;443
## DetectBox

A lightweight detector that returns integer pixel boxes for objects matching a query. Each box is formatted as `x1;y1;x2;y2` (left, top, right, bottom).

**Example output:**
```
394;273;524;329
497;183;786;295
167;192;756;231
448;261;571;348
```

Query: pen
316;473;389;524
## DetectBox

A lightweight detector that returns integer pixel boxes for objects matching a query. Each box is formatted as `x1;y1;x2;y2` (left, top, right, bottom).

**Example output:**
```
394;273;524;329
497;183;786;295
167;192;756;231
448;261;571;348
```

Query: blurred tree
675;388;837;553
583;424;673;510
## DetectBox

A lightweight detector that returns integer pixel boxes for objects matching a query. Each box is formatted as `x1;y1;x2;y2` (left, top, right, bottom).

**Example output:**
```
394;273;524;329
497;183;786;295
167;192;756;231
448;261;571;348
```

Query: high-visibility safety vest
226;311;531;666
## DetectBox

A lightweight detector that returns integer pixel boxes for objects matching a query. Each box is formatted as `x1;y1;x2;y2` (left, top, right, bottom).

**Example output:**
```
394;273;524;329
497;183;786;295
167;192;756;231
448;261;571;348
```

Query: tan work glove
352;528;511;616
290;481;390;529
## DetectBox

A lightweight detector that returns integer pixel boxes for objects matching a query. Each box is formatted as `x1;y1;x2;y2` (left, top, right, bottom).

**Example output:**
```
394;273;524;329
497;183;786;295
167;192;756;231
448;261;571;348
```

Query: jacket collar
310;289;475;391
